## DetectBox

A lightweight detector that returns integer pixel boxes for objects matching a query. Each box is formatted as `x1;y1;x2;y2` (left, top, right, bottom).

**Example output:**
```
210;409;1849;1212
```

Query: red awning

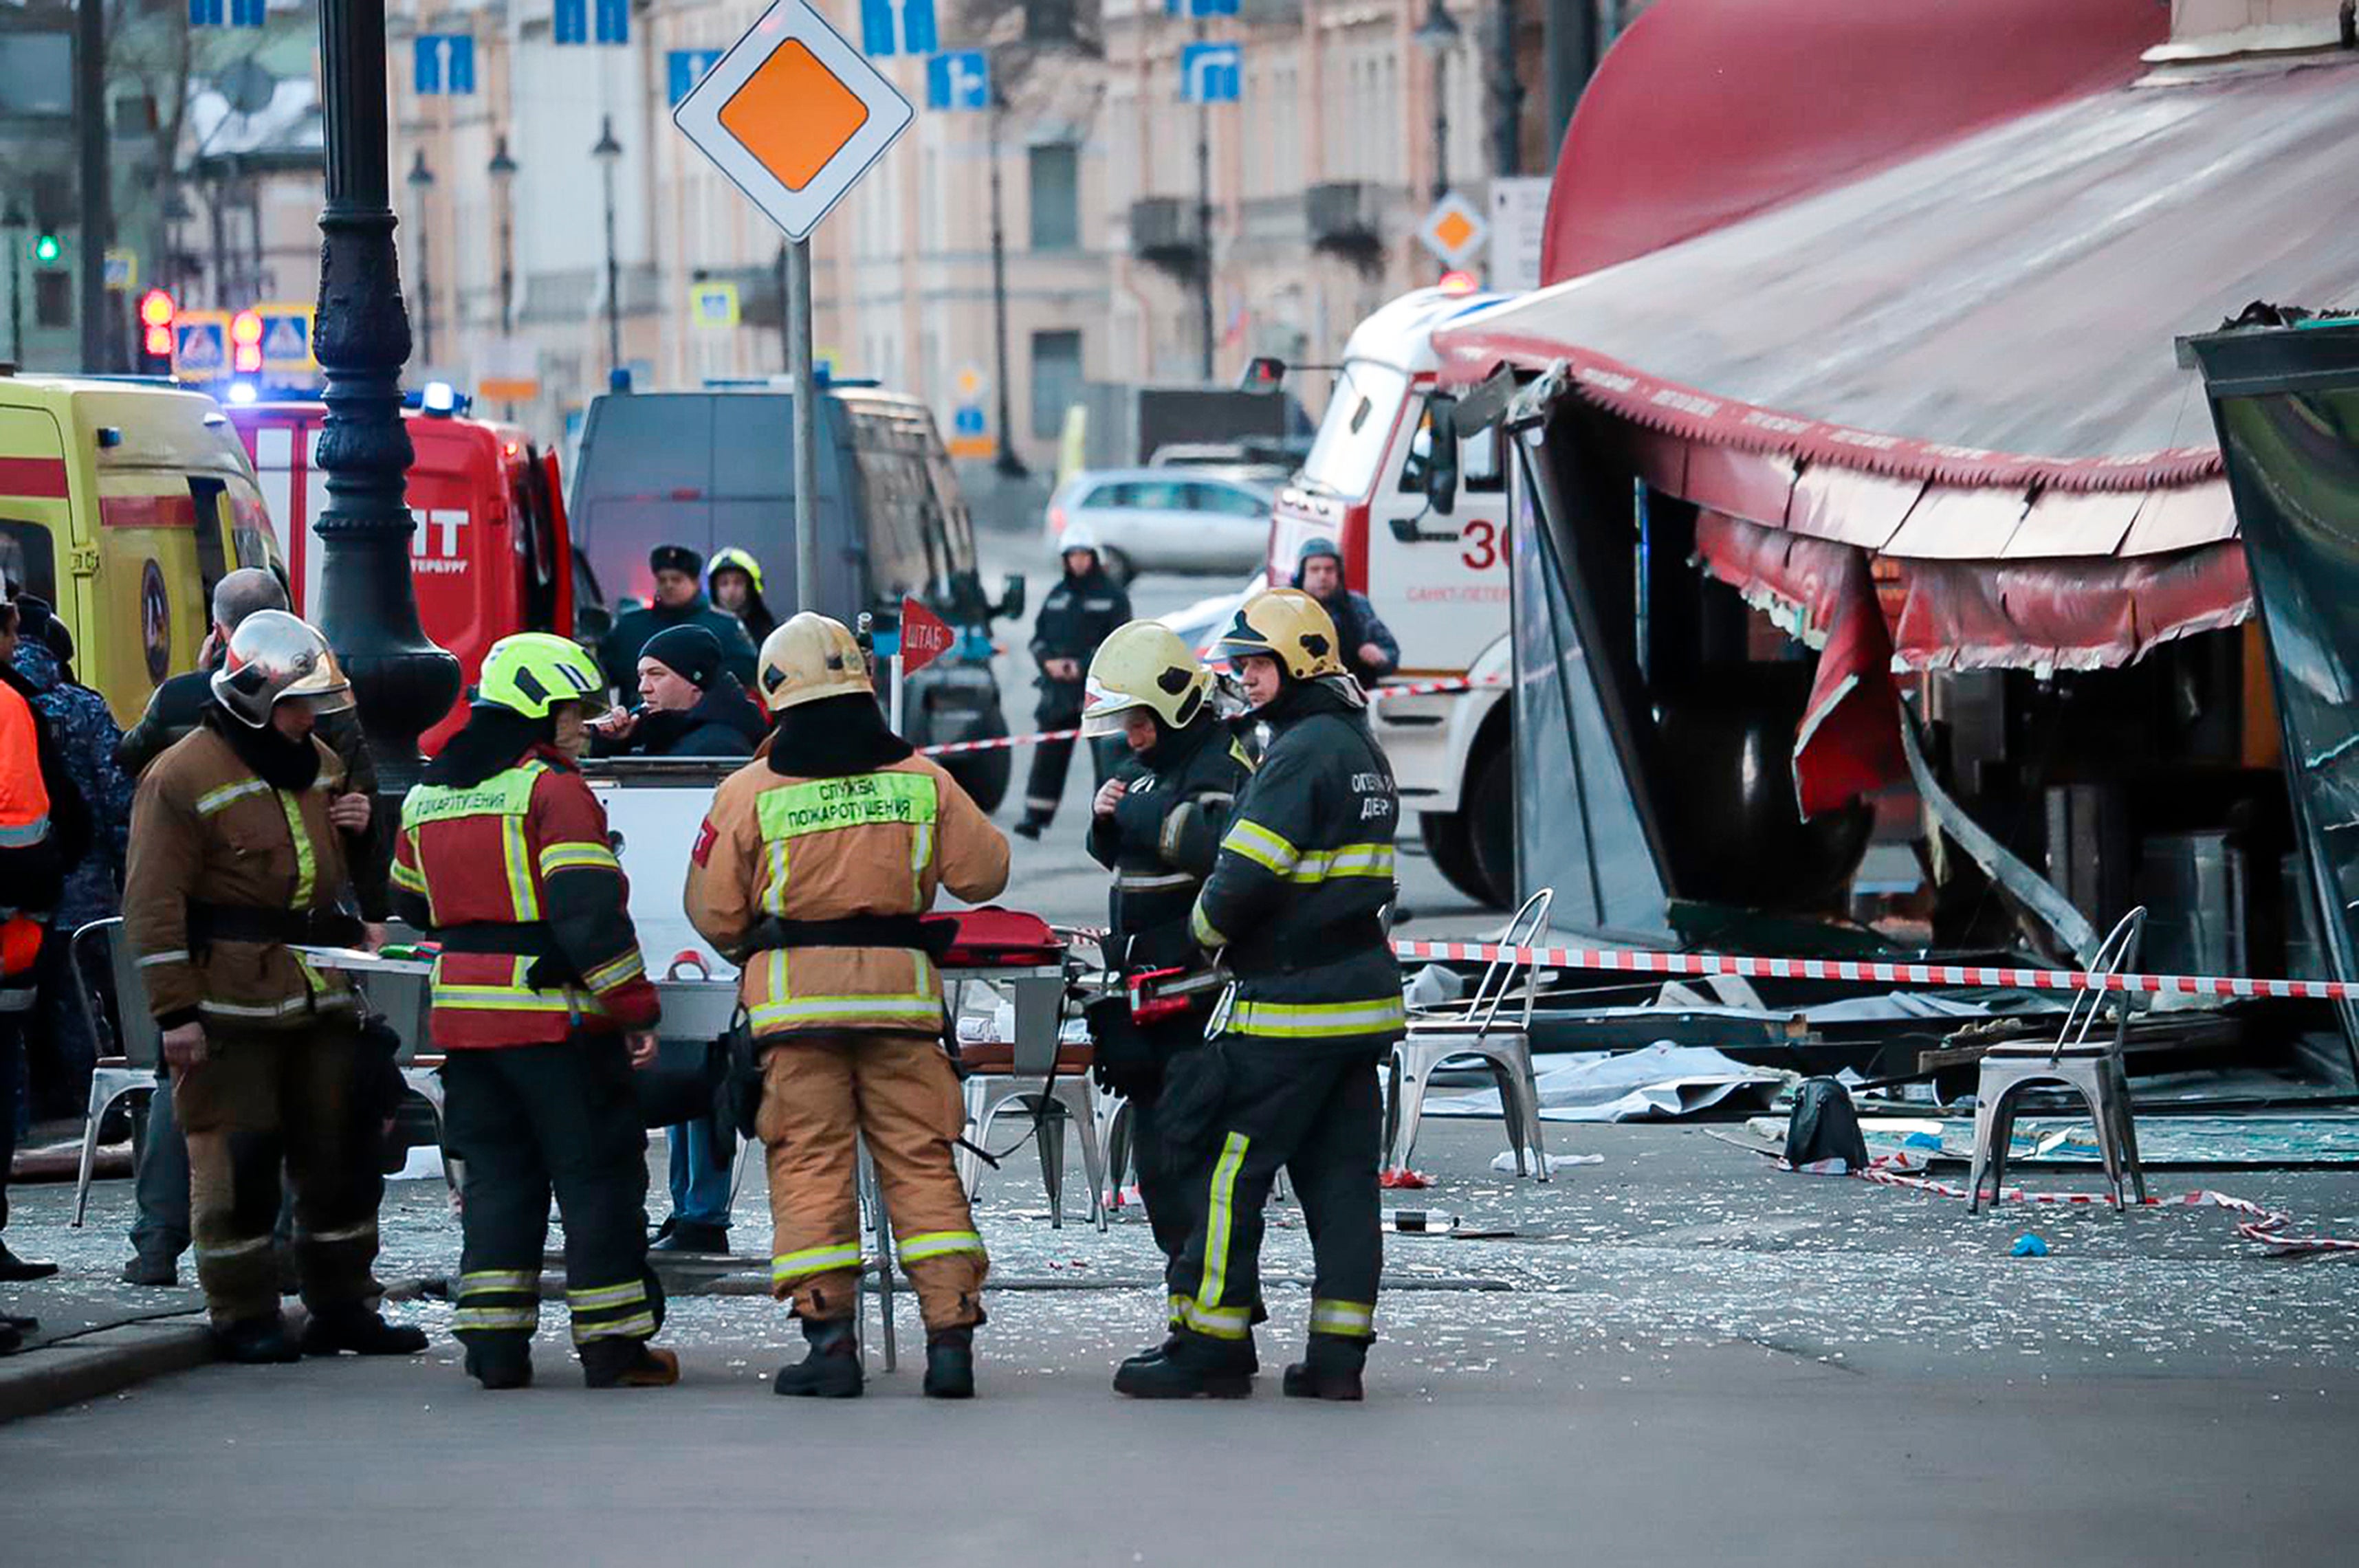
1541;0;2162;283
1449;58;2359;498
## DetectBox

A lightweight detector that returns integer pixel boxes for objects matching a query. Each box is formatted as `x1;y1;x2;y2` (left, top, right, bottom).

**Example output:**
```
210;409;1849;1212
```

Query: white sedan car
1043;467;1276;583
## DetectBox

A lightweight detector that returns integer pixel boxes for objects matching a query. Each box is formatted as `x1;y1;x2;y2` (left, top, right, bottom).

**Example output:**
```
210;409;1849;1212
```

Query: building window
1028;143;1079;253
1031;329;1084;439
33;271;71;329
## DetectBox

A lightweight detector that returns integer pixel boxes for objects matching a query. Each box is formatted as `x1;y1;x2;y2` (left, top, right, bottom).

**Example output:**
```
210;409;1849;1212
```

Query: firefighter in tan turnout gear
686;612;1011;1400
121;611;426;1365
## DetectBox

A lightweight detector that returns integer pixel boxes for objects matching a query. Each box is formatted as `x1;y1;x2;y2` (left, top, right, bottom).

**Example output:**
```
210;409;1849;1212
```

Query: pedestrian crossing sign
174;312;230;381
690;281;741;329
253;304;317;375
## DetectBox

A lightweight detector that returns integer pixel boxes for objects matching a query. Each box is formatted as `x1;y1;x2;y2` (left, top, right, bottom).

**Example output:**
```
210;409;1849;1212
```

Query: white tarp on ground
1420;1041;1786;1123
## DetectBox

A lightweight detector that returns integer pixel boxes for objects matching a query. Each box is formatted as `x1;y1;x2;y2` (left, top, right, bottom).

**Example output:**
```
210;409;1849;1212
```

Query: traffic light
230;308;263;375
31;232;61;265
137;289;175;373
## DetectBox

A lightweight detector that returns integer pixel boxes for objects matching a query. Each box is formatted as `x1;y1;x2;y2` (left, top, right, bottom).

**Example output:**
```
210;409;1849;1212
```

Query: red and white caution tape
1389;938;2359;1006
917;677;1497;758
1841;1158;2359;1257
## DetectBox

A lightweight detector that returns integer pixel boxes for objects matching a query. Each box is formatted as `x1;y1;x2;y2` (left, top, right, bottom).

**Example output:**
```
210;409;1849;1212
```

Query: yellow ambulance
0;372;283;725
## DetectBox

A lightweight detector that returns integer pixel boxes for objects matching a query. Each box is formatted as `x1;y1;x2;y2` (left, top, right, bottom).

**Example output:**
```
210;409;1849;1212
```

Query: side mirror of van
997;573;1027;621
575;603;614;642
1425;396;1461;517
1238;356;1286;395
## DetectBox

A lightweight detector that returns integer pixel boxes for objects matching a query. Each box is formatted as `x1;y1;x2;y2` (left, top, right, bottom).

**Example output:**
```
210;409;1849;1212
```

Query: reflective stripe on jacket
122;727;357;1030
392;751;658;1048
1189;685;1406;1044
1084;718;1254;982
686;753;1010;1041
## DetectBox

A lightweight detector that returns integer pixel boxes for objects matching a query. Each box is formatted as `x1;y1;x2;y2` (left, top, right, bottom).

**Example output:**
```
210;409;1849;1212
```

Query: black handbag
631;1035;728;1131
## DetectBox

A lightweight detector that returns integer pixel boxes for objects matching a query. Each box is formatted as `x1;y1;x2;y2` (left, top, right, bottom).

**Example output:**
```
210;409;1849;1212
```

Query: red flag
900;597;956;675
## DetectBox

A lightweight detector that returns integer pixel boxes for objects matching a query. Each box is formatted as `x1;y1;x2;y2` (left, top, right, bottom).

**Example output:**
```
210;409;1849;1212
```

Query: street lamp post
1;204;24;364
487;135;516;338
1193;21;1214;382
986;86;1027;478
593;116;622;377
311;0;461;795
1416;0;1463;206
406;149;434;366
1490;0;1525;177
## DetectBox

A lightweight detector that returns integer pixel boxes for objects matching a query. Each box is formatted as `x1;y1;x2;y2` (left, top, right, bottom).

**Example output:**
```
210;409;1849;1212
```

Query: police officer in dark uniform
1114;588;1405;1404
1079;621;1255;1269
1014;526;1131;839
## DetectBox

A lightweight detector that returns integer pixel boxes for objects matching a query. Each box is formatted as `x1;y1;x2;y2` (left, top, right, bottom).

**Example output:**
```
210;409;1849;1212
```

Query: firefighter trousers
1163;1038;1384;1345
756;1031;987;1334
173;1019;381;1330
441;1037;662;1356
1021;705;1122;826
1125;1014;1217;1267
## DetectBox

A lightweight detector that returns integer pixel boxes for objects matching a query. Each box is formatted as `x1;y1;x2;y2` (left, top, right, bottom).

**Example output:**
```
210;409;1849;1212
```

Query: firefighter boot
215;1314;303;1365
773;1316;864;1399
463;1342;534;1391
1112;1327;1255;1400
300;1305;430;1358
1282;1334;1368;1402
923;1325;976;1400
580;1338;681;1389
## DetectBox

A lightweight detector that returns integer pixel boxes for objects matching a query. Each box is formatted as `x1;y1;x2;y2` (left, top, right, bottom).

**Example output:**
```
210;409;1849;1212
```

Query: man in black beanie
590;624;769;762
597;544;757;698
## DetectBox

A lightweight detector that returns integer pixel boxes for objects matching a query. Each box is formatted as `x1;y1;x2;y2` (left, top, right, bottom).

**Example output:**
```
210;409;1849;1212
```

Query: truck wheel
1463;743;1517;910
1418;810;1489;907
943;709;1013;814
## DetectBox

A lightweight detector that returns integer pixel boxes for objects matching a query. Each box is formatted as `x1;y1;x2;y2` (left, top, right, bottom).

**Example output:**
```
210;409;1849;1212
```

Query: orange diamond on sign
719;41;870;192
1431;210;1475;253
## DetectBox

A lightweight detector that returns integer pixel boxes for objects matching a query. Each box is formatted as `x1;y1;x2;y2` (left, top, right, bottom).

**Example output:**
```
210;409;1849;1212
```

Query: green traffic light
32;234;61;265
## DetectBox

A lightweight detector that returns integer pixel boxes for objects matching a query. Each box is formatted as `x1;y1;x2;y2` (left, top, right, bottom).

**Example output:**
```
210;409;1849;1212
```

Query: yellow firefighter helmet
1082;621;1214;738
1207;588;1345;681
756;612;873;713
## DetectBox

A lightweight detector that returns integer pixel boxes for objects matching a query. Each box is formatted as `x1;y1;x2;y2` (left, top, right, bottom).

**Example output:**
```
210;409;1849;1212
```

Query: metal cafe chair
1968;907;2149;1213
1384;887;1555;1179
69;919;159;1226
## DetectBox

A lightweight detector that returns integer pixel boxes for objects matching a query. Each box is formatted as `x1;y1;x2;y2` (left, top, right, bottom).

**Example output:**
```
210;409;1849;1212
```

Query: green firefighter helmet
1082;621;1214;738
476;632;611;720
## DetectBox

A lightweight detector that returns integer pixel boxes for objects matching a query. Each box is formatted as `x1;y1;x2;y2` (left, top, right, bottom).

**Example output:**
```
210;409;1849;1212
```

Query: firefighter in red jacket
391;633;677;1391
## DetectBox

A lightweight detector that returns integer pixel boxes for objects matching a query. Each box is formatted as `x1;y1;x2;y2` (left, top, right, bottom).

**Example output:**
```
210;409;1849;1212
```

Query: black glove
1084;994;1161;1099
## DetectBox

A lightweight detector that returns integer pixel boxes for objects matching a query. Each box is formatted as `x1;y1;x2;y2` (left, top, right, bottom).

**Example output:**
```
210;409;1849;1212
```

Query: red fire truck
228;395;582;751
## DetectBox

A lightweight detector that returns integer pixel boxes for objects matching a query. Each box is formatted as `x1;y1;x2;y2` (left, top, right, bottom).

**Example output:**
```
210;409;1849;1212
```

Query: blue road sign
1181;41;1242;104
666;49;725;107
861;0;938;57
257;310;311;368
555;0;586;44
925;50;989;111
414;36;476;96
594;0;628;45
229;0;266;25
953;406;986;437
188;0;222;25
1163;0;1239;14
175;320;227;377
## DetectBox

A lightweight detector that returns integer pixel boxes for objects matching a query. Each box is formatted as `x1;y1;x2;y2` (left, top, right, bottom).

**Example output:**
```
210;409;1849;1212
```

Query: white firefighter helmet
756;612;873;713
1082;621;1214;738
210;610;354;728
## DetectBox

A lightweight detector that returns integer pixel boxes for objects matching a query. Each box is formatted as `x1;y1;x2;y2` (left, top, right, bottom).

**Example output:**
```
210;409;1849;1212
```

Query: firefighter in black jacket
1016;527;1132;839
1079;622;1255;1269
1114;588;1405;1404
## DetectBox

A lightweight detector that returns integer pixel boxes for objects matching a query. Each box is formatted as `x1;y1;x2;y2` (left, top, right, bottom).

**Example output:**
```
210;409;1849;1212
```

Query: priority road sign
672;0;915;243
1416;191;1488;267
952;364;987;400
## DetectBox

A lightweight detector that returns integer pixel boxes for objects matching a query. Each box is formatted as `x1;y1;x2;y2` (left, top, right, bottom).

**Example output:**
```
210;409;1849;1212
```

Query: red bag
925;906;1064;968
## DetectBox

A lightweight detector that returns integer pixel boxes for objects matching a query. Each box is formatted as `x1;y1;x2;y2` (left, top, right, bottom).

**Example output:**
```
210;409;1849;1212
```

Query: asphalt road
969;532;1495;940
10;1120;2359;1566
